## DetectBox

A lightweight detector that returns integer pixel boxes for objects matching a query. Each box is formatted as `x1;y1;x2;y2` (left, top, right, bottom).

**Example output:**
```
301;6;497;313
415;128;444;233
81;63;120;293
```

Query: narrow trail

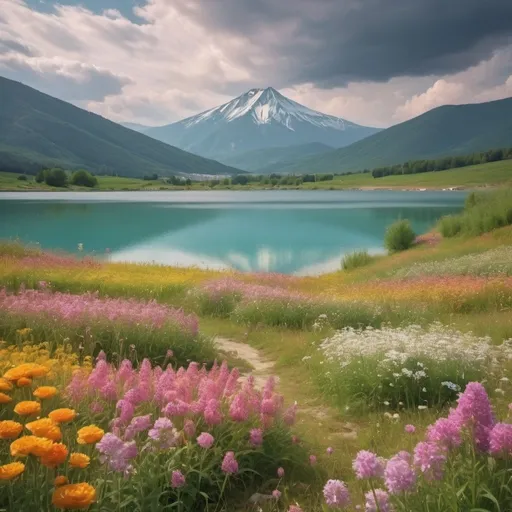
214;336;358;443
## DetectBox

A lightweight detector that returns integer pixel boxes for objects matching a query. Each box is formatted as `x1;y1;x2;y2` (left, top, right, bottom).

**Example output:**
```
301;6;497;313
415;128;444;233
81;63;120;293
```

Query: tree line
371;147;512;179
35;168;98;188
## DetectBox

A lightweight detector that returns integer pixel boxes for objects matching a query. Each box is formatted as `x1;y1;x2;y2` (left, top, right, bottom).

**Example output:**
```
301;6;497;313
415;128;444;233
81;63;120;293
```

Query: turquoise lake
0;190;466;275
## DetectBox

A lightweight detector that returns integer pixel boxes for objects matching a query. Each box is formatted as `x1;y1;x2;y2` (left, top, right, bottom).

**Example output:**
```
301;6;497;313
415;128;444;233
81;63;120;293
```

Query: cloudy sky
1;0;512;128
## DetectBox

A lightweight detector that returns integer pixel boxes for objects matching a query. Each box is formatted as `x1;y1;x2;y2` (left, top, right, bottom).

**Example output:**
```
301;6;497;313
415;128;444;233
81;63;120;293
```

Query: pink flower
204;399;222;426
489;423;512;456
404;424;416;434
277;467;285;478
229;393;249;422
384;454;416;494
326;447;334;456
353;451;385;479
309;454;317;466
283;402;297;426
197;432;214;449
323;479;350;508
148;418;180;449
124;414;152;441
249;428;263;447
272;489;281;499
450;381;495;451
221;451;238;474
183;420;195;438
365;489;391;512
171;470;185;488
426;418;462;449
413;442;446;481
288;506;304;512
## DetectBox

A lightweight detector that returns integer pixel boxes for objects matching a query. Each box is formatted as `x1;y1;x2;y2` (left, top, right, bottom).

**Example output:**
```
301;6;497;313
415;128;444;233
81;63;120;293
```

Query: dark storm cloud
174;0;512;87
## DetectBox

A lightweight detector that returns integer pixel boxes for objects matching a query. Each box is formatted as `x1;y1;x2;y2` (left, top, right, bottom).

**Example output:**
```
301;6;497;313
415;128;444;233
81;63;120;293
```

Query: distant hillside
220;142;333;172
119;122;151;133
282;97;512;173
0;76;241;177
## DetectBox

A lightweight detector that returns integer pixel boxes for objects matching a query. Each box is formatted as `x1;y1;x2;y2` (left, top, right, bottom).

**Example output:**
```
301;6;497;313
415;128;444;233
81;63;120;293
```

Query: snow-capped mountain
144;87;380;162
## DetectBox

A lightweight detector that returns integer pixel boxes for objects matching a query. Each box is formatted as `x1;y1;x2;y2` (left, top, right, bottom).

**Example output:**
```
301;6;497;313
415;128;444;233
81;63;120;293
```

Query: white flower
302;356;312;362
418;405;428;410
495;389;505;395
501;377;510;382
441;381;460;391
383;401;390;406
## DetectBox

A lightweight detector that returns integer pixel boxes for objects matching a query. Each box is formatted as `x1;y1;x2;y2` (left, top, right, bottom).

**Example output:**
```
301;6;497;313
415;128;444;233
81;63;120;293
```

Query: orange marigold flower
0;378;13;392
49;408;76;424
4;363;49;381
0;462;25;480
69;453;90;469
52;482;96;510
10;436;53;457
0;420;23;439
26;418;62;442
41;443;68;468
33;386;58;399
77;425;104;445
17;377;32;387
14;400;41;417
54;476;69;487
0;392;12;404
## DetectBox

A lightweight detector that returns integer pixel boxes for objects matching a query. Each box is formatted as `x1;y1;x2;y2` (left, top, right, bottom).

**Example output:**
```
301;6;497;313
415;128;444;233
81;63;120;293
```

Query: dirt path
214;336;357;442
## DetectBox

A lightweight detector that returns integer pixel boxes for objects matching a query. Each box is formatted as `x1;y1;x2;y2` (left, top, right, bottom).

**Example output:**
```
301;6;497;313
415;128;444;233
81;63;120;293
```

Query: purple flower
323;479;351;508
489;423;512;456
124;414;152;441
221;451;238;474
249;428;263;447
450;381;495;451
365;489;391;512
197;432;215;449
272;489;281;499
96;433;137;475
309;454;317;466
426;418;462;449
277;467;285;478
353;451;385;479
404;424;416;434
384;454;416;494
148;417;180;449
171;470;186;489
413;442;446;481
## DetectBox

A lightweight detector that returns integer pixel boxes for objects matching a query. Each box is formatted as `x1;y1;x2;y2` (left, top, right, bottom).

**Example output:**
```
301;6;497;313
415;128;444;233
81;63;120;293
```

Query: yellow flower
41;443;68;468
16;377;32;387
26;418;62;442
16;328;32;338
10;436;53;457
77;425;104;445
0;392;12;404
69;453;90;469
0;420;23;439
4;363;49;381
14;400;41;417
33;386;58;399
54;475;69;487
49;408;77;424
52;482;96;510
0;462;25;480
0;378;13;392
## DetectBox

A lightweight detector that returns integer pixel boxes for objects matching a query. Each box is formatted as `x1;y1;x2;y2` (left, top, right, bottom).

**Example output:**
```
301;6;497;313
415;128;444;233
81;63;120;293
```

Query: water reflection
0;191;465;275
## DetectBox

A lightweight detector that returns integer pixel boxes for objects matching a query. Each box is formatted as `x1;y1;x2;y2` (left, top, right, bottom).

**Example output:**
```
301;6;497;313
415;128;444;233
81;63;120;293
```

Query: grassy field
1;158;512;191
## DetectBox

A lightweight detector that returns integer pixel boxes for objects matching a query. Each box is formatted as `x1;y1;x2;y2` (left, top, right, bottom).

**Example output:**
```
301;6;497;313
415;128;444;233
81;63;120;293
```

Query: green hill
0;76;241;177
219;142;332;172
282;97;512;173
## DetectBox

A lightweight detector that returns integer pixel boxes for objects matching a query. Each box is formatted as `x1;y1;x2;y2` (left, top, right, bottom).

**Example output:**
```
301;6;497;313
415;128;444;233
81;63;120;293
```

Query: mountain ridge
0;76;241;177
144;87;380;162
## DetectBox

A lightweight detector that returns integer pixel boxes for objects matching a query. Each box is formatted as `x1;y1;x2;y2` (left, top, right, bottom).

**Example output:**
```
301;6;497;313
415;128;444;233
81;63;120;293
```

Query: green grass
2;158;511;191
341;250;377;270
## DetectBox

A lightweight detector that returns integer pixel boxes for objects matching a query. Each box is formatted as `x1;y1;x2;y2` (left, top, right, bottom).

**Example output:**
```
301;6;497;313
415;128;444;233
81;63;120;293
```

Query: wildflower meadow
1;214;512;510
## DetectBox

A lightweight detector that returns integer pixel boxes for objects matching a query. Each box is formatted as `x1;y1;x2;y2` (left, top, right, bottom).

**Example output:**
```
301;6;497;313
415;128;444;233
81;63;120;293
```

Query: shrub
342;250;374;270
439;188;512;238
384;219;416;253
17;174;28;181
44;168;68;187
71;170;98;188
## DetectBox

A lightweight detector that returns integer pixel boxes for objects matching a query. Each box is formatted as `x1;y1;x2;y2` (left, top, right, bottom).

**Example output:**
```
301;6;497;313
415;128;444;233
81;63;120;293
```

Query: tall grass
341;250;375;270
384;219;416;253
439;187;512;237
